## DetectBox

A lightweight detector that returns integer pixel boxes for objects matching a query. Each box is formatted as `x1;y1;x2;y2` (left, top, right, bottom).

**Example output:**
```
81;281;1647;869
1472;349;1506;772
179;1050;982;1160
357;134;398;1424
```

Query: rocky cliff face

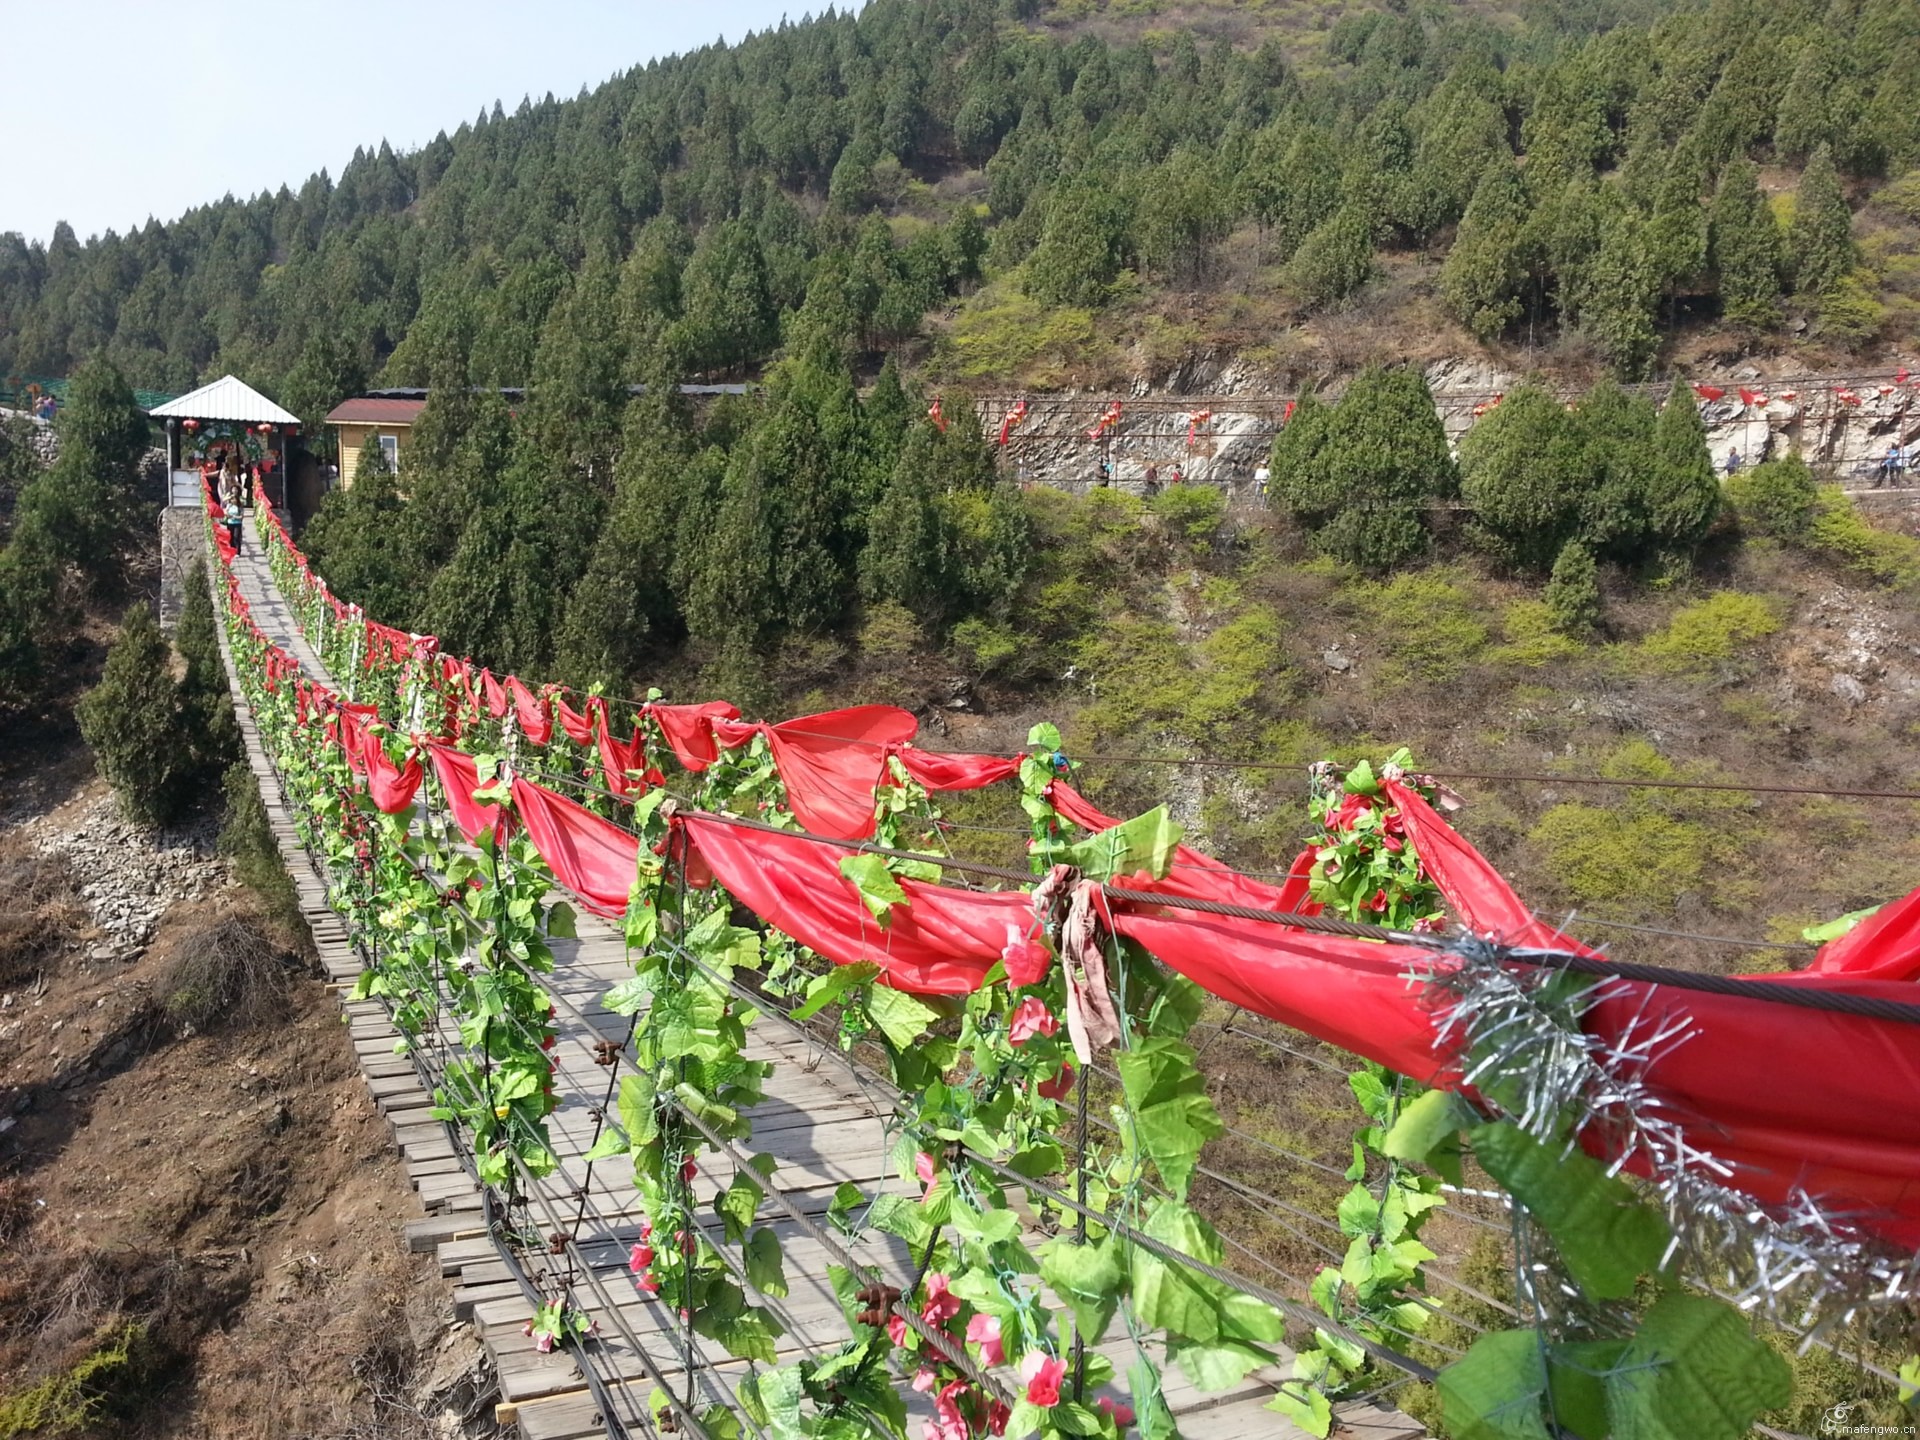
978;358;1920;492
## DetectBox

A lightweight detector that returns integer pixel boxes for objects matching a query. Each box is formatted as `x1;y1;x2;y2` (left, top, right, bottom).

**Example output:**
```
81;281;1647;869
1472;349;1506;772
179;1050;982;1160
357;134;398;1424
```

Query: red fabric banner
1381;779;1595;954
360;729;424;814
510;776;640;917
729;706;919;840
596;709;652;798
426;744;508;845
1047;780;1318;914
479;669;509;720
1693;383;1725;401
555;694;595;746
1805;885;1920;983
647;699;742;773
508;677;553;746
891;747;1020;793
679;814;1021;994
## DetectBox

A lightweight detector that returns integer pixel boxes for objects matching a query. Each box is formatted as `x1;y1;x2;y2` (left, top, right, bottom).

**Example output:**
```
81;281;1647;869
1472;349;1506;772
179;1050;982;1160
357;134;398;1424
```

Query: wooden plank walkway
213;514;1423;1440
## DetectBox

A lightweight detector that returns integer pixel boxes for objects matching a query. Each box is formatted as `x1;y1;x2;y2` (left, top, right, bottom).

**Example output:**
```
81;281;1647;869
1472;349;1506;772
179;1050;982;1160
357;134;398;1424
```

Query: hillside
5;0;1920;414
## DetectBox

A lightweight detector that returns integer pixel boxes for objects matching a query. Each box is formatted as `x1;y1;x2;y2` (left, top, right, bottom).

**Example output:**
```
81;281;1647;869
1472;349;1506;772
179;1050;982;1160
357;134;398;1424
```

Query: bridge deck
214;513;1422;1440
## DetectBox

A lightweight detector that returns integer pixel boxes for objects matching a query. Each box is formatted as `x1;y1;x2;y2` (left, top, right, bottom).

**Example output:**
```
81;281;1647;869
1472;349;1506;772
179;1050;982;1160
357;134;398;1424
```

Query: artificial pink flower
1036;1064;1075;1101
638;1272;660;1295
987;1400;1010;1436
967;1312;1006;1366
681;1158;698;1181
521;1321;534;1337
640;1221;653;1239
916;1151;938;1188
534;1330;555;1354
935;1380;970;1436
629;1243;655;1272
1008;997;1058;1046
1001;926;1052;988
1020;1352;1066;1407
912;1368;937;1393
1097;1396;1136;1427
887;1314;910;1347
1367;888;1389;913
921;1272;961;1326
1332;793;1374;831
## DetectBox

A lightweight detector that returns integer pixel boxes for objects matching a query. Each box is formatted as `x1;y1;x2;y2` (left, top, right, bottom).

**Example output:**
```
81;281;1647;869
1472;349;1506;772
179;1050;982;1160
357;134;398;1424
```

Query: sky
0;0;819;245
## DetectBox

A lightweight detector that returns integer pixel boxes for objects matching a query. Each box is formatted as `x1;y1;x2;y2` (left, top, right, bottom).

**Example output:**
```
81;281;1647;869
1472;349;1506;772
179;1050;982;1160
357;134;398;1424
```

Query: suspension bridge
207;512;1427;1439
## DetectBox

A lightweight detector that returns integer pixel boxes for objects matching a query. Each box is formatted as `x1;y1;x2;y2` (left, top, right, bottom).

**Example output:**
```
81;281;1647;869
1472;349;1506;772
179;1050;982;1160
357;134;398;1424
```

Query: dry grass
158;916;295;1034
0;837;83;987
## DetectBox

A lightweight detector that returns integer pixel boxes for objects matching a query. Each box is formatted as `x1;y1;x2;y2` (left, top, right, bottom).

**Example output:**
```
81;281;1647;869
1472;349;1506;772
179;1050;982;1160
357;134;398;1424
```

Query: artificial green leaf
1117;1038;1224;1198
1039;1236;1123;1344
1381;1086;1474;1168
1130;1201;1227;1342
1130;1356;1178;1440
1471;1123;1669;1301
745;1227;788;1298
791;961;881;1021
582;1127;629;1162
1267;1384;1334;1437
1028;722;1062;752
1314;1326;1367;1375
1219;1291;1285;1346
953;1203;1022;1247
1064;804;1183;881
545;901;577;939
698;1404;743;1440
1336;1185;1381;1238
863;985;940;1050
1343;759;1380;796
618;1071;658;1147
1435;1329;1554;1440
867;1193;936;1247
696;1301;782;1364
683;907;763;974
1802;905;1880;944
717;1170;765;1243
1545;1339;1627;1440
1606;1294;1793;1440
839;852;908;923
1899;1355;1919;1405
1167;1344;1274;1397
1004;1139;1065;1178
1348;1067;1391;1122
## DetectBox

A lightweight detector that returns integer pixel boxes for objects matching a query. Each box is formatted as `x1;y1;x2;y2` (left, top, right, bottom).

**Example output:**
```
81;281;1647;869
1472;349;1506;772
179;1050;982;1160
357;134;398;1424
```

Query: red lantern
928;397;947;433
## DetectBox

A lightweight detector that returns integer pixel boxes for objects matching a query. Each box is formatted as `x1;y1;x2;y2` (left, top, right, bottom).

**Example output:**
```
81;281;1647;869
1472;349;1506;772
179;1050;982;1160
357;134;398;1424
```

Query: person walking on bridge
218;455;244;554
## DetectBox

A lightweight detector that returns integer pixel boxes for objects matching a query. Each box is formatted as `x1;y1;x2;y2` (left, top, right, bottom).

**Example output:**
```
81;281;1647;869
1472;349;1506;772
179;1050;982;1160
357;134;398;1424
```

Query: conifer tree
1290;205;1375;311
1774;38;1838;163
1459;385;1591;570
1580;206;1662;377
1709;160;1784;327
1442;160;1531;341
77;603;189;826
174;558;238;782
1788;145;1854;295
1648;385;1722;549
1545;541;1602;635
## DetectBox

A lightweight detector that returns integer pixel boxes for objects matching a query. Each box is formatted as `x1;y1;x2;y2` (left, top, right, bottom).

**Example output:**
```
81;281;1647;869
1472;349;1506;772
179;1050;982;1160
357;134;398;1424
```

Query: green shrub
1807;488;1920;586
1726;457;1819;539
1544;541;1602;636
1529;803;1711;912
1149;484;1227;546
1346;570;1491;683
1817;270;1886;348
218;762;305;942
1638;591;1781;670
76;604;191;827
1490;599;1583;667
0;1322;150;1438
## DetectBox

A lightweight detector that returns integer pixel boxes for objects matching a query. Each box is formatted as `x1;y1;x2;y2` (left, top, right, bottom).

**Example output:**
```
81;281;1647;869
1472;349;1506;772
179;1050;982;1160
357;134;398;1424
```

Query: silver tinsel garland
1419;935;1920;1341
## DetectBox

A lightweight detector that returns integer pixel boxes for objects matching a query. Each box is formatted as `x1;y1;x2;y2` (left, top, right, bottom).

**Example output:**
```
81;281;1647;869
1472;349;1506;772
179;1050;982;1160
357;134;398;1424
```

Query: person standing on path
219;455;244;554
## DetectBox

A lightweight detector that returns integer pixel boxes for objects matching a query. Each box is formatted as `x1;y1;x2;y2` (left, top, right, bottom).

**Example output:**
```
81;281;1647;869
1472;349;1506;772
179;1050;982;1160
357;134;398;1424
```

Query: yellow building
325;396;425;485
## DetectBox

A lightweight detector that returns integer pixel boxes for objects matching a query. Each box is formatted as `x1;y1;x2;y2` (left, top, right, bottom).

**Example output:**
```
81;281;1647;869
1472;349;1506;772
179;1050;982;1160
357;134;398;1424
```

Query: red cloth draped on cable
647;700;743;772
1047;780;1319;913
360;728;424;814
478;669;509;720
1381;778;1595;954
709;705;918;840
426;744;509;845
509;776;639;916
555;694;595;746
596;707;653;798
890;747;1021;792
1803;886;1920;983
507;677;553;746
678;814;1022;994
